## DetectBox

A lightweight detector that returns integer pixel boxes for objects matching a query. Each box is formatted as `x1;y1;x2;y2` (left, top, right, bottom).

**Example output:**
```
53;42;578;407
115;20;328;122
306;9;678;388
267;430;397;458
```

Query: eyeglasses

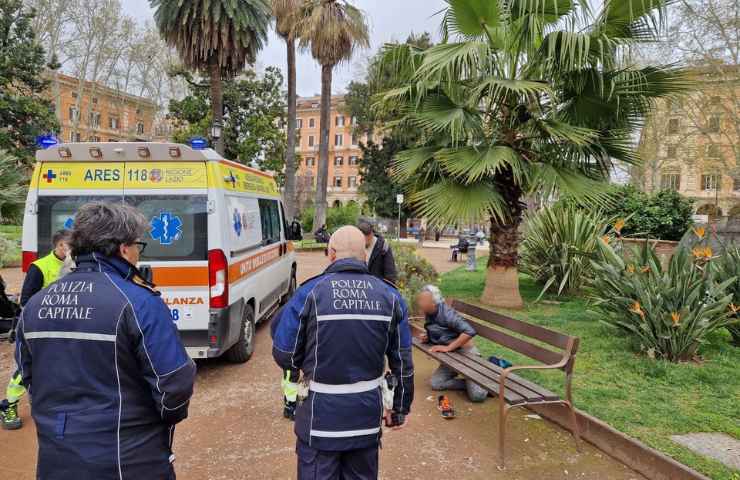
132;241;147;254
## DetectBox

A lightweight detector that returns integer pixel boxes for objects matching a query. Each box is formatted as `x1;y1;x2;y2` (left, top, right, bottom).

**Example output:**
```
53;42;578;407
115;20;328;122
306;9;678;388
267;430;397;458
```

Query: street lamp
210;120;223;141
396;194;404;240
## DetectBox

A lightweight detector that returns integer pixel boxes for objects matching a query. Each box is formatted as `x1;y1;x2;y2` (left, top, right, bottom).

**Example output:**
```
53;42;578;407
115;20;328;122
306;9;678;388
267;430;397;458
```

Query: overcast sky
122;0;448;97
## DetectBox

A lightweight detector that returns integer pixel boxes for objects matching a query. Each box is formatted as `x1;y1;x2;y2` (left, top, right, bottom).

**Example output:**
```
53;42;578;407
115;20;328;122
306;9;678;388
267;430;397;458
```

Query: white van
22;142;300;362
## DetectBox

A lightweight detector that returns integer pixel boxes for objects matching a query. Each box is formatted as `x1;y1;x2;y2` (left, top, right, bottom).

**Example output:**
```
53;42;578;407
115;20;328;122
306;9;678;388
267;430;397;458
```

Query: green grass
0;225;22;267
440;258;740;480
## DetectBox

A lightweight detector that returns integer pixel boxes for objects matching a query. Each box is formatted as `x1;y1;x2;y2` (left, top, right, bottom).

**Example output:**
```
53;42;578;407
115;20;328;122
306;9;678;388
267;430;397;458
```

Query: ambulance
22;141;300;362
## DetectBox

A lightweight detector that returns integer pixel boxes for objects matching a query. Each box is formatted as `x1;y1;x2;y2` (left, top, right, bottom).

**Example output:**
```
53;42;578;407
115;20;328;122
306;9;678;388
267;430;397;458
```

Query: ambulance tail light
22;251;37;272
208;249;228;309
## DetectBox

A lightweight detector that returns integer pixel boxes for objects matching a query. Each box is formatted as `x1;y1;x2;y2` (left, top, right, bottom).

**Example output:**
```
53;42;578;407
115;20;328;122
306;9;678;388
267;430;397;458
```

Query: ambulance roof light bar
188;137;209;150
36;134;59;150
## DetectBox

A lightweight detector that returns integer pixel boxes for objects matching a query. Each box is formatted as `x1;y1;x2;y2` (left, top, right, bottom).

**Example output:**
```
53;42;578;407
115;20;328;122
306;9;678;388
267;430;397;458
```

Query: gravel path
0;249;644;479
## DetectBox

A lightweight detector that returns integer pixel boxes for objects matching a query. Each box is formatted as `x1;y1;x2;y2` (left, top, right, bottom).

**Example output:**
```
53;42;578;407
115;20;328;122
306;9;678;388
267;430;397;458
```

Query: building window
296;118;303;129
135;108;142;116
92;97;98;104
349;156;359;166
334;134;343;146
668;99;681;112
706;144;721;158
89;112;101;128
306;157;315;167
701;174;720;191
351;116;357;125
348;176;357;188
734;177;740;191
108;139;118;142
308;135;315;147
69;107;80;121
660;173;680;191
335;115;345;127
89;135;101;142
708;116;720;133
309;118;315;128
710;96;721;105
71;92;78;99
334;156;344;166
136;122;145;135
666;145;677;157
109;116;119;129
667;118;679;134
69;131;80;142
333;176;343;188
351;133;360;145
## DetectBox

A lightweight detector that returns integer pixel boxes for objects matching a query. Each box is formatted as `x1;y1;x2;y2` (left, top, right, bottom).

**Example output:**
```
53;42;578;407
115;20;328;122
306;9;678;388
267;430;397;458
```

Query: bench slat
465;318;566;366
448;352;548;402
458;350;560;402
412;338;528;405
451;300;572;350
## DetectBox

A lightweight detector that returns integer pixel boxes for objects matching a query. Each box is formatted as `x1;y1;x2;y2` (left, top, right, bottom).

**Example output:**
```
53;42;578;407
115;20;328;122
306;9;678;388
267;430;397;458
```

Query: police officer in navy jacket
272;226;414;479
15;202;196;480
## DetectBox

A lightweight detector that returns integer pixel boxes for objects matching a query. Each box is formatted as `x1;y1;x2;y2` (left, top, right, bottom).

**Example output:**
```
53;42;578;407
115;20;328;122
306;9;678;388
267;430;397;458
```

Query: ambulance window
258;199;281;246
125;195;208;261
37;196;121;255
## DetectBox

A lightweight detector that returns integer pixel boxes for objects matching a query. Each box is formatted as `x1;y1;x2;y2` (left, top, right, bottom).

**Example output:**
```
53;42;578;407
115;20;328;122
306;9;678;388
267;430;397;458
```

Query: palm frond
435;145;527;184
410;180;509;224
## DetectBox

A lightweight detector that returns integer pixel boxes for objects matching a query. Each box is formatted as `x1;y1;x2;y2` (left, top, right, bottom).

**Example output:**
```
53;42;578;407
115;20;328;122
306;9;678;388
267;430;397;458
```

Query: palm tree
273;0;303;219
376;0;692;308
151;0;271;155
296;0;369;230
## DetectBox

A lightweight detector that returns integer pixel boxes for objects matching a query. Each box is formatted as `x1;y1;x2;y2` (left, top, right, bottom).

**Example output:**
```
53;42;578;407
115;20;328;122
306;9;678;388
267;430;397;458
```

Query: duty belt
309;376;384;394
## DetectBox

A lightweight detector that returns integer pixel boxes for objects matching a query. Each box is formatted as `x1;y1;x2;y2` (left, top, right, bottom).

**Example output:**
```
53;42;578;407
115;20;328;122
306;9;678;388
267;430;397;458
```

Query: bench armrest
499;357;572;404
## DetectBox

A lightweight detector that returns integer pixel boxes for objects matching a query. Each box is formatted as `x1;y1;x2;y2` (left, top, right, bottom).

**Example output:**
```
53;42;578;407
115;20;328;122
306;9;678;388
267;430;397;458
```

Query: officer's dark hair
52;229;71;247
70;202;147;258
357;220;374;236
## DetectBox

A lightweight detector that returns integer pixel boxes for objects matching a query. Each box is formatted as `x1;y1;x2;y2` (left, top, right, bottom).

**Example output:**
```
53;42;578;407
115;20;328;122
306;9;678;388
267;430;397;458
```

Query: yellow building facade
294;95;371;209
50;73;158;143
636;67;740;218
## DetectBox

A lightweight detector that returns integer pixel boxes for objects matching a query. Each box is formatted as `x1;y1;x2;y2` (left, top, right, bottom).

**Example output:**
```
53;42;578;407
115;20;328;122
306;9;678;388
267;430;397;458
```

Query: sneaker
437;395;455;419
0;401;22;430
283;400;297;421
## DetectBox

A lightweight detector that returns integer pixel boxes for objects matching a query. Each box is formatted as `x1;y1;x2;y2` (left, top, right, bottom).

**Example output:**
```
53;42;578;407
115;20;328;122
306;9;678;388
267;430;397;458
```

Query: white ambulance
22;142;300;362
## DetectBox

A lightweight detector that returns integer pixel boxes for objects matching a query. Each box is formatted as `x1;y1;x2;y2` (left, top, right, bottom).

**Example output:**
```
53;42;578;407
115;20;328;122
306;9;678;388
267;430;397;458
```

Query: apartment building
636;66;740;219
294;95;371;209
51;73;158;143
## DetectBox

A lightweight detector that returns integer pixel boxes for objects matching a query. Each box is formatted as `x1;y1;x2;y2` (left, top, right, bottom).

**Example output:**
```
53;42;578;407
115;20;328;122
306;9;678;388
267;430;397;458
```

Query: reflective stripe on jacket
15;253;196;480
271;258;414;452
31;251;65;288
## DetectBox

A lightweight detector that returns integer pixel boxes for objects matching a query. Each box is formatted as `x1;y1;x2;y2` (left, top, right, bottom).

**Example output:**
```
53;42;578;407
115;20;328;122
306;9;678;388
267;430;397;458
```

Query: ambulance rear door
122;161;211;349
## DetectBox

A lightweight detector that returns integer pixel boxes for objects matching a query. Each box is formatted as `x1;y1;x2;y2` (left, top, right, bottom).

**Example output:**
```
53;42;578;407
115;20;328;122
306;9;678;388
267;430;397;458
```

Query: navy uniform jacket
272;258;414;452
15;253;196;480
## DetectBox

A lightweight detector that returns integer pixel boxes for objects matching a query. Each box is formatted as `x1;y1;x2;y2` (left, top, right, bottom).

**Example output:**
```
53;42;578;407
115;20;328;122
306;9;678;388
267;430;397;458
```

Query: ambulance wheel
226;304;255;364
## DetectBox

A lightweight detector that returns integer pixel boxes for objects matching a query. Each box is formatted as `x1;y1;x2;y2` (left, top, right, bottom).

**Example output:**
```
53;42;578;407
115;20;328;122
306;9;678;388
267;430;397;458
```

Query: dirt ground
0;249;644;479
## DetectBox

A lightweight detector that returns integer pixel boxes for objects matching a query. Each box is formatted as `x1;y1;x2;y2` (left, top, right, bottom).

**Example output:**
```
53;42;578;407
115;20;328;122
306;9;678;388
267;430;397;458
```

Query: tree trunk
283;37;298;220
312;64;332;231
481;187;524;309
209;55;225;156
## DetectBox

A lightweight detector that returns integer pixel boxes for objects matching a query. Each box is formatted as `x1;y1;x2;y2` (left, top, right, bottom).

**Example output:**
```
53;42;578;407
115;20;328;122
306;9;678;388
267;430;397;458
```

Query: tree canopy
0;0;58;164
169;67;288;180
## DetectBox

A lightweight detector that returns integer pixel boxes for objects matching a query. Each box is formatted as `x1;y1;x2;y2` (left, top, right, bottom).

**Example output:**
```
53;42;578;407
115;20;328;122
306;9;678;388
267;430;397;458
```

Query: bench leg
566;401;582;452
498;401;510;467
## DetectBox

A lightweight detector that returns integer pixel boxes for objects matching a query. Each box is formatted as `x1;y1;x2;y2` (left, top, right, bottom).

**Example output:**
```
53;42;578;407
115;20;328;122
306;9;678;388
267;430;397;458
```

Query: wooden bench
411;299;581;466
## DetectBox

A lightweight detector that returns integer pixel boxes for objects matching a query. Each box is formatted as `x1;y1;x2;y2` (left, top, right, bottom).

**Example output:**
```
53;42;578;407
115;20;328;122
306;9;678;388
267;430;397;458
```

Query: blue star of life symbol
150;212;183;246
233;209;242;237
63;217;74;229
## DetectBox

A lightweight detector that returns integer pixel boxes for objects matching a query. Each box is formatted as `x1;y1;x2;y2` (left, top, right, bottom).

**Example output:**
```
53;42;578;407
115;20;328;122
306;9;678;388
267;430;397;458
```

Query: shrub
0;235;20;268
597;185;694;241
520;203;609;298
300;203;361;235
391;243;438;311
588;238;735;362
710;244;740;346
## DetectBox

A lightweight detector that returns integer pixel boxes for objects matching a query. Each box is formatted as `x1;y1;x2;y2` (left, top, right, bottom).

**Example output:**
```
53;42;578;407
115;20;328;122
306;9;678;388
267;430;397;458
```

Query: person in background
358;220;398;284
314;224;330;244
476;229;486;245
0;229;70;430
271;226;414;479
450;235;470;262
15;202;196;479
417;285;488;403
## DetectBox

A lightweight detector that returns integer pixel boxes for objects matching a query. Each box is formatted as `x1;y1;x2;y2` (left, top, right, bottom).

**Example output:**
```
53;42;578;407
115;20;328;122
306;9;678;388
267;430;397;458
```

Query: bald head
328;226;367;262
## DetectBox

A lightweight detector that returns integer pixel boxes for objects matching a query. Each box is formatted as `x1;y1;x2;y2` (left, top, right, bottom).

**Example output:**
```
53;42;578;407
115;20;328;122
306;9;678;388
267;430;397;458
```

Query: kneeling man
417;285;487;403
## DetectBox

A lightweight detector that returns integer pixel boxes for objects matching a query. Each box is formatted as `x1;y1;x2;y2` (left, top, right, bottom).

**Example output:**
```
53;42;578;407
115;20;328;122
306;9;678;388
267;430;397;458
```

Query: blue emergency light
36;134;60;149
187;137;209;150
